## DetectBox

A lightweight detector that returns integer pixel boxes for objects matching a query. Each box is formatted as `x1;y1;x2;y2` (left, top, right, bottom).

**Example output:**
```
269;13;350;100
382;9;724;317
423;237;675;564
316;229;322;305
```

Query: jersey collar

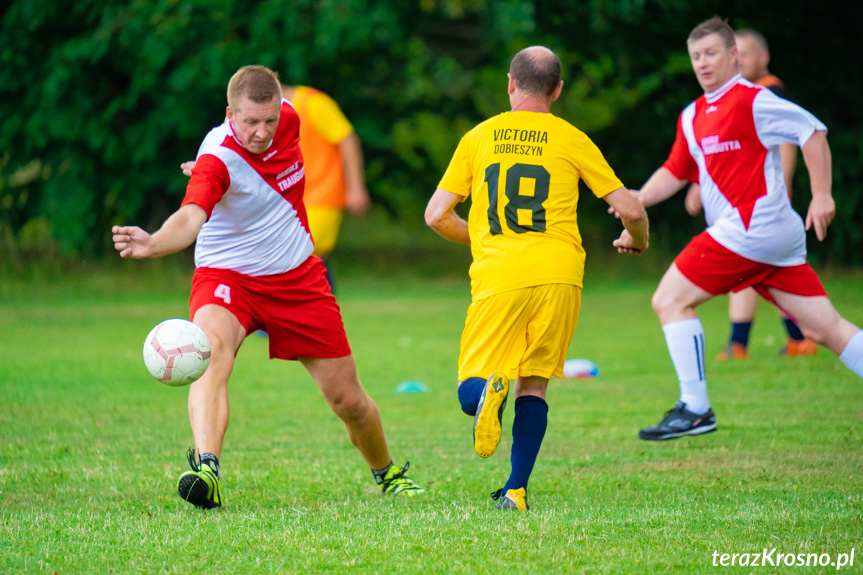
704;73;742;104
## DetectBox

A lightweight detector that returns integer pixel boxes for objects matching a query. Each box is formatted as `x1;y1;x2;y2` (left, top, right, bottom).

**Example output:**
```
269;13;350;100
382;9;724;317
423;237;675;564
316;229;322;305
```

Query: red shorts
675;232;826;314
189;256;351;360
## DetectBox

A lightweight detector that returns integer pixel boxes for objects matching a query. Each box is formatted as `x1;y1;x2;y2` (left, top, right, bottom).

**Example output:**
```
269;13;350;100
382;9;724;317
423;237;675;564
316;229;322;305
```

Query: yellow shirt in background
438;111;623;300
291;86;354;208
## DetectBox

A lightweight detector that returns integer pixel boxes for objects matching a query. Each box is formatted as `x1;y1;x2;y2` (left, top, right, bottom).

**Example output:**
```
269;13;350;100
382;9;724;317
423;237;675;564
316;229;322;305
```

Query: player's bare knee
652;287;697;323
329;391;369;423
805;328;826;346
205;331;232;362
798;310;842;347
798;321;830;347
651;289;672;318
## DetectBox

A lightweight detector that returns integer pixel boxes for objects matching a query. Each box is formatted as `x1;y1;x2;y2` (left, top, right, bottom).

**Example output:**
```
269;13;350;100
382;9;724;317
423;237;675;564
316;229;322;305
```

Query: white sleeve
753;89;827;149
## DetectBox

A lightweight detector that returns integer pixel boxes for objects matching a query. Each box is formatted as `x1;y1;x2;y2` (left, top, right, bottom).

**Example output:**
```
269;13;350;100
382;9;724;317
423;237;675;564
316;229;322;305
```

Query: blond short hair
227;65;281;111
687;17;736;50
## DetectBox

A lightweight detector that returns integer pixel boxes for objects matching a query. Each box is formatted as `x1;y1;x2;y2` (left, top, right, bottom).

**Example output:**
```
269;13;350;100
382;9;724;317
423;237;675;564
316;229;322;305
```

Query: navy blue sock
729;321;752;347
502;395;548;494
783;318;805;341
458;377;486;416
322;259;336;294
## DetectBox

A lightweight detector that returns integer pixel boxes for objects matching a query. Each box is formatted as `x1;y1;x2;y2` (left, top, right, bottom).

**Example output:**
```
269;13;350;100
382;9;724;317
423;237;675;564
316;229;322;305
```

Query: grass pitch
1;261;861;573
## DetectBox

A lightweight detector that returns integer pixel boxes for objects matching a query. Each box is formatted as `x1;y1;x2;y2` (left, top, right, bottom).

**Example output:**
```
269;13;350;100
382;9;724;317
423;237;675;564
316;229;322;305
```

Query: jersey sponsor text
276;161;300;180
701;135;742;155
278;166;305;192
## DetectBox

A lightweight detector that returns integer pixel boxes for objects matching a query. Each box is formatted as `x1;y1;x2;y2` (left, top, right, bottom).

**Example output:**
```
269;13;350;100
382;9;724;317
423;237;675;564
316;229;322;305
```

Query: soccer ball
143;319;211;387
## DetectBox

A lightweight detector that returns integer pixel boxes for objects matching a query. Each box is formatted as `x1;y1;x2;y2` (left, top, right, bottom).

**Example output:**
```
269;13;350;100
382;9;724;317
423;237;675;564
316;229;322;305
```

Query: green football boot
177;448;222;509
378;462;424;496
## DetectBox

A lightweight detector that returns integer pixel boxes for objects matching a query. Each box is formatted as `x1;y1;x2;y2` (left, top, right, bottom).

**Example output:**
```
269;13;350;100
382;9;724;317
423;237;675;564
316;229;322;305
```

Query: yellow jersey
438;110;623;300
290;86;354;208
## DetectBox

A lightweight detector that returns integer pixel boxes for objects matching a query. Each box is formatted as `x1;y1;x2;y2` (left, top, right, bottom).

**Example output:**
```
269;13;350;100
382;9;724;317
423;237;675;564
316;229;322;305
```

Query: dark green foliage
1;0;860;263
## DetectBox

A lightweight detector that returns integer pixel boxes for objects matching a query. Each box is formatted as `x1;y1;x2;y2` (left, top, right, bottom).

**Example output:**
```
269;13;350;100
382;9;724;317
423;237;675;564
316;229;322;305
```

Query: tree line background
1;0;861;268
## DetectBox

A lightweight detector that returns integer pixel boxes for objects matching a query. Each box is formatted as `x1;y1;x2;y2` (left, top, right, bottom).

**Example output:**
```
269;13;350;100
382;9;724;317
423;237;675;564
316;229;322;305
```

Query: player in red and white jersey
627;18;863;441
685;28;817;360
113;66;422;507
669;75;818;265
182;95;314;277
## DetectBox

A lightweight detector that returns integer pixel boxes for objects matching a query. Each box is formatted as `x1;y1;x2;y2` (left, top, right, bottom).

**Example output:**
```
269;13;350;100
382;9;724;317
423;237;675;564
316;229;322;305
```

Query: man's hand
339;133;370;216
604;187;649;255
613;229;647;255
805;194;836;241
112;225;153;259
345;185;371;216
684;184;703;216
800;130;833;241
181;161;196;177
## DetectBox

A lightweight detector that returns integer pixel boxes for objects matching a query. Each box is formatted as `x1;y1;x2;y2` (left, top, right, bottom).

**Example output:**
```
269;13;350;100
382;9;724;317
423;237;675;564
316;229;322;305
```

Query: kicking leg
178;304;246;508
188;305;246;459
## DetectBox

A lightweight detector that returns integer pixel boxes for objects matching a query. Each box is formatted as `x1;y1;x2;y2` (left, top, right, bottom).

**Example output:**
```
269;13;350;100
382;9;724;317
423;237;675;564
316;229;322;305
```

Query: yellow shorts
306;206;344;257
458;283;581;381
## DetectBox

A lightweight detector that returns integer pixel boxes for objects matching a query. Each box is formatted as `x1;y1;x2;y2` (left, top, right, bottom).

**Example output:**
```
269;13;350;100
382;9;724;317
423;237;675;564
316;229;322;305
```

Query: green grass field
1;260;861;574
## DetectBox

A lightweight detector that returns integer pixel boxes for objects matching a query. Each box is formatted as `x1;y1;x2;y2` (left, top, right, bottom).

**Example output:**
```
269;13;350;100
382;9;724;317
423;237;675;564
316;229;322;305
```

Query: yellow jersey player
281;84;371;264
425;46;649;511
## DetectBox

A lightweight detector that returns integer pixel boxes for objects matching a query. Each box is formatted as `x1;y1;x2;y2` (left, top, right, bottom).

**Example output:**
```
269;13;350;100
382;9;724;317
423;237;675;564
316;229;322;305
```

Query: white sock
662;318;710;414
839;331;863;378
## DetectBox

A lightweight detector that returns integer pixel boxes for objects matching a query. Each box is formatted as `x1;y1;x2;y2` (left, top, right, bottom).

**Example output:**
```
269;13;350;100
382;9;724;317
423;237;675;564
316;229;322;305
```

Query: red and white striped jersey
181;99;314;276
664;74;826;266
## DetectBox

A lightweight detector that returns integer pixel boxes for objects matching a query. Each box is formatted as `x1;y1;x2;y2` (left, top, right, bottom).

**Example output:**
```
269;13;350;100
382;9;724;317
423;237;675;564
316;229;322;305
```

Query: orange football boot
716;342;749;361
780;338;818;357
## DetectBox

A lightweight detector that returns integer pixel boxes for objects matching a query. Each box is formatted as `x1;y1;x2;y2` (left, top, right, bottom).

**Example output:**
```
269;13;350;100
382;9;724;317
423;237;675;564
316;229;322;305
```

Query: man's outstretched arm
800;130;834;241
112;204;208;259
637;167;689;208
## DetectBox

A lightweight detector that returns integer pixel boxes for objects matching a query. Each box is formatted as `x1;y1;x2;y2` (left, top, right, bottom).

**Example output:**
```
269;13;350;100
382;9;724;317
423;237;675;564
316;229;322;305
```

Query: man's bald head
509;46;562;99
735;28;772;83
735;29;769;54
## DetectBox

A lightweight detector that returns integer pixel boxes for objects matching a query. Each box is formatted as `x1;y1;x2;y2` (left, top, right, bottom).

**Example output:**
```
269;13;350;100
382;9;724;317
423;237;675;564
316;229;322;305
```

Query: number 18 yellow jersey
438;110;623;300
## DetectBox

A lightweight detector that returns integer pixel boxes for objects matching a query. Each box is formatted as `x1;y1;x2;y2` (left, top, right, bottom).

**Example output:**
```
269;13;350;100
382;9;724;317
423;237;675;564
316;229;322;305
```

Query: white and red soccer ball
143;319;211;387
